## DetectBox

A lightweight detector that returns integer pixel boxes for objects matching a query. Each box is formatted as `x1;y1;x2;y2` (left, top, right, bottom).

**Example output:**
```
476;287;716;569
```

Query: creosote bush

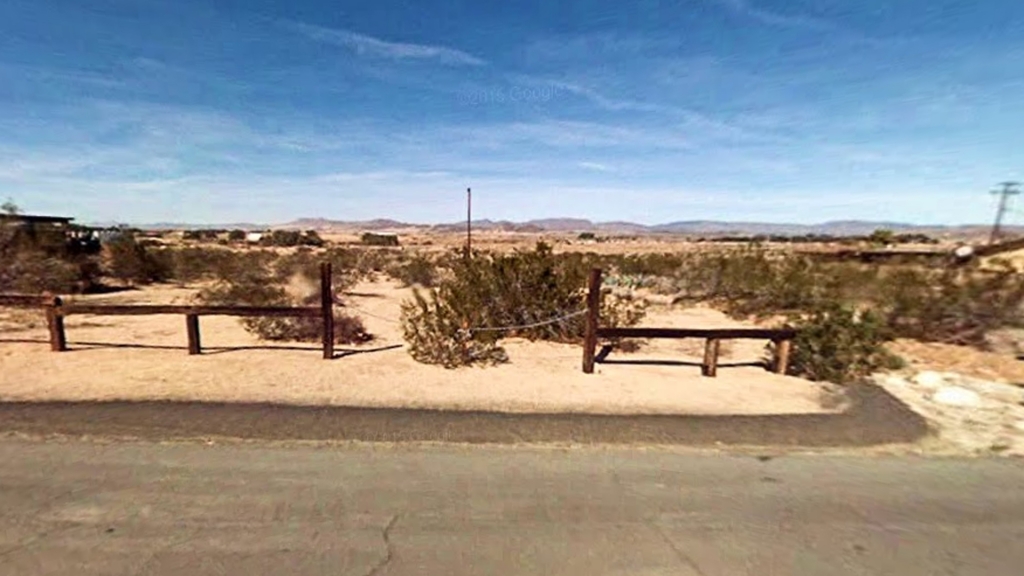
400;243;646;367
785;303;904;385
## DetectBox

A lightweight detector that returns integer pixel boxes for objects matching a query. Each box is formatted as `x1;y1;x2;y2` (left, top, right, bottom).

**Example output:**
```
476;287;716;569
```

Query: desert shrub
361;232;400;247
388;253;438;287
0;215;101;293
198;265;370;344
400;243;645;367
168;247;235;283
227;229;246;242
0;253;84;293
786;303;903;385
104;235;173;285
258;229;324;248
875;265;1024;347
577;232;596;240
401;289;508;368
182;229;223;242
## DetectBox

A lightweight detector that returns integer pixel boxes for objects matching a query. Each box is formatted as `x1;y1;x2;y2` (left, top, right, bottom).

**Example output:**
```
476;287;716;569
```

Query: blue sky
1;0;1022;225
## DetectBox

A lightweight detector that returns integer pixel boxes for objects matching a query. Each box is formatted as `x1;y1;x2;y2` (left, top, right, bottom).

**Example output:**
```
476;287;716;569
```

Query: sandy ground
890;339;1024;384
0;280;833;416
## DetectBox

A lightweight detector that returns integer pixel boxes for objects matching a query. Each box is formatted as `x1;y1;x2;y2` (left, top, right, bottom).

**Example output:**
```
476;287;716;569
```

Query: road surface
1;439;1022;575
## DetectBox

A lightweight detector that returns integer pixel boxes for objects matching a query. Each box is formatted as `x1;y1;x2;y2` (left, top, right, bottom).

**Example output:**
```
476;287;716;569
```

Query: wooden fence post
702;338;720;377
582;268;602;374
774;338;792;375
45;295;67;352
321;262;335;360
186;314;201;355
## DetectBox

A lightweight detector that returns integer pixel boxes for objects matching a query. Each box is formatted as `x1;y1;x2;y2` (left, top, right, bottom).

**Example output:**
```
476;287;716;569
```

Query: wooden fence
1;263;338;359
581;268;796;377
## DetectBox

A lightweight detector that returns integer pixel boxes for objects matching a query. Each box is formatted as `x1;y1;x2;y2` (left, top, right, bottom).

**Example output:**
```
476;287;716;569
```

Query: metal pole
466;187;472;258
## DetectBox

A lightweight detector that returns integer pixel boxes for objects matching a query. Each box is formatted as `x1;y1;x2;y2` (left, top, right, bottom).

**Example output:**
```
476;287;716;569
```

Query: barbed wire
336;291;589;335
463;309;588;335
336;299;403;324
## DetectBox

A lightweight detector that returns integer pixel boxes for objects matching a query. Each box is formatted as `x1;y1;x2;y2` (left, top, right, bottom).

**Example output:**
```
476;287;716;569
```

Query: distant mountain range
279;218;1019;239
99;217;1022;240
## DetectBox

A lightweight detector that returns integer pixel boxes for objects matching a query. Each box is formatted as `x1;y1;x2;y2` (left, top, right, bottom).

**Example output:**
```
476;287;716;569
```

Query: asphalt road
1;439;1022;575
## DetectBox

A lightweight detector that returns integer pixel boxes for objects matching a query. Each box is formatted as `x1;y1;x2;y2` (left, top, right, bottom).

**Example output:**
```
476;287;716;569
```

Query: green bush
787;303;903;384
401;289;508;368
400;243;645;367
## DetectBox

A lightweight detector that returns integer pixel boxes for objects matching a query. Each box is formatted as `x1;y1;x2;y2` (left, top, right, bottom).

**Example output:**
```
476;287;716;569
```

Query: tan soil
889;340;1024;384
0;280;832;416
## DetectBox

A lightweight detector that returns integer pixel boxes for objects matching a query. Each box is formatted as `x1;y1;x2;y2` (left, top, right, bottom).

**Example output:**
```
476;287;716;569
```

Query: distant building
0;213;101;255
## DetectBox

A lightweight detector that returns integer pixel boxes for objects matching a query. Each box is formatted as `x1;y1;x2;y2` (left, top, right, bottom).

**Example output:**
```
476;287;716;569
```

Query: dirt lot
0;279;835;416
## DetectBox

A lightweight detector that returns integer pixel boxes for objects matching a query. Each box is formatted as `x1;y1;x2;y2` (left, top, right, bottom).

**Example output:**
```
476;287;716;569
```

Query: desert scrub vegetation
401;243;646;367
784;303;904;385
387;252;439;287
0;206;102;293
196;252;371;345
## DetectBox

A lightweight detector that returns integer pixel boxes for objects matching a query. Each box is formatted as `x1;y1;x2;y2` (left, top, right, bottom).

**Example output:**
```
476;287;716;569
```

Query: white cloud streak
287;22;485;66
710;0;833;30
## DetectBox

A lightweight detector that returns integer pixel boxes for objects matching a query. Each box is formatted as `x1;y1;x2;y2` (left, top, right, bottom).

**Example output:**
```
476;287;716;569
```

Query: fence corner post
582;268;602;374
321;262;335;360
44;294;67;352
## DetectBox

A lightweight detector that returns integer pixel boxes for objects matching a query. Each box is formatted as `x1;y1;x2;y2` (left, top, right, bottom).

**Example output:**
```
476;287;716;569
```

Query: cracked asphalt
2;439;1024;575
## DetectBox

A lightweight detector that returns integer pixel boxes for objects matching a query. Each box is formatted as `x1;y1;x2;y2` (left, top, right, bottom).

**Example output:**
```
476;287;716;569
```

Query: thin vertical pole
466;187;472;258
321;262;334;360
582;268;602;374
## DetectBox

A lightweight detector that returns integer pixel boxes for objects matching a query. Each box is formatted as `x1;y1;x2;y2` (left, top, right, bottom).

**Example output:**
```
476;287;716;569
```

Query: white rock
913;371;948;389
1014;421;1024;433
931;386;982;407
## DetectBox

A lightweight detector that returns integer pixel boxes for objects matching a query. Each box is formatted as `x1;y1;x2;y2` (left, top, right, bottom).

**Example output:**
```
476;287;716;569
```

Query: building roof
0;214;75;225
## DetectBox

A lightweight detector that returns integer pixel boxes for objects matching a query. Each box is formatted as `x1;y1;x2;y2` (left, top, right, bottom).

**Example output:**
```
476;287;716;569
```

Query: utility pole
989;181;1021;245
465;187;472;258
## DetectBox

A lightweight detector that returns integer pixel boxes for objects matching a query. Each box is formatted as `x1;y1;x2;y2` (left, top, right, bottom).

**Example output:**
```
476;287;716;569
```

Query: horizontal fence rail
0;263;337;359
56;305;321;318
0;294;55;307
582;268;795;377
595;327;797;341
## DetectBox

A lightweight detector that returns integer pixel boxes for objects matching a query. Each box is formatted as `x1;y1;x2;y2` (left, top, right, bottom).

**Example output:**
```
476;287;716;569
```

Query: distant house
245;232;264;244
0;213;101;255
0;213;74;233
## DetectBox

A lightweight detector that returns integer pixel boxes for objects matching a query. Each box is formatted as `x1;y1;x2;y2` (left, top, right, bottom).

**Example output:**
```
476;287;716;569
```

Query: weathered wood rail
581;268;796;377
1;263;337;359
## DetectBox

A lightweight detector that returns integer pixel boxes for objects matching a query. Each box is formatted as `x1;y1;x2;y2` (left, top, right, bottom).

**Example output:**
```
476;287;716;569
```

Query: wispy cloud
710;0;832;30
577;161;614;172
286;22;485;66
